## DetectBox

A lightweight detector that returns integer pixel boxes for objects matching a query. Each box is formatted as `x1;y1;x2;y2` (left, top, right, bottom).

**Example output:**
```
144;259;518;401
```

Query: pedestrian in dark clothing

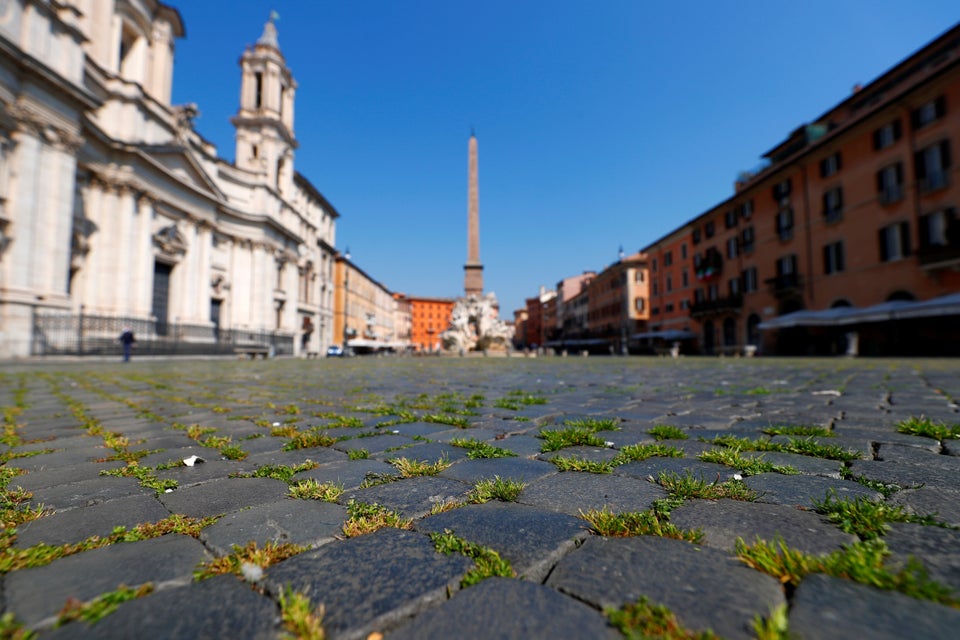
119;327;136;362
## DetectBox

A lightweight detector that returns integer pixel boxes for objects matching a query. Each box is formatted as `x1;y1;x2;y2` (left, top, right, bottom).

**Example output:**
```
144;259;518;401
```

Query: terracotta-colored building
641;23;960;356
586;252;649;353
398;295;454;352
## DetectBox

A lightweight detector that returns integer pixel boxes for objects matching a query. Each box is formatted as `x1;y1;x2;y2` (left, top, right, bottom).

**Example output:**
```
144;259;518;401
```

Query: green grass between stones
606;596;720;639
449;437;517;459
470;476;525;503
896;416;960;441
706;435;861;462
580;507;702;543
431;529;515;587
697;449;798;476
812;492;950;539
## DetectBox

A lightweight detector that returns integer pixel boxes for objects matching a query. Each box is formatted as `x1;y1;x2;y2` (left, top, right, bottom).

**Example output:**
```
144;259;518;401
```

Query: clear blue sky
171;1;960;315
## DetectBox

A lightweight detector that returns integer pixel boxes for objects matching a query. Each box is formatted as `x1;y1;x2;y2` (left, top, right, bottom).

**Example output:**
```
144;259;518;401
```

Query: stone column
464;133;483;297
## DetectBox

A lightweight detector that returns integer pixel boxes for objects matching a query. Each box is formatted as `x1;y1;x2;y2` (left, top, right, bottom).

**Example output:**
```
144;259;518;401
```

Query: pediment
145;146;224;200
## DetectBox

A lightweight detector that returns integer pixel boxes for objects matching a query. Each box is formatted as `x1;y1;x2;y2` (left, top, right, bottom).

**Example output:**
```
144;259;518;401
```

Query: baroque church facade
0;1;339;358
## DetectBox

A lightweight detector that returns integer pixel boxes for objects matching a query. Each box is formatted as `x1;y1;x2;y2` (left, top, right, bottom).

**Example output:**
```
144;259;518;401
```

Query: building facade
399;295;453;352
333;254;401;353
641;23;960;356
0;2;339;358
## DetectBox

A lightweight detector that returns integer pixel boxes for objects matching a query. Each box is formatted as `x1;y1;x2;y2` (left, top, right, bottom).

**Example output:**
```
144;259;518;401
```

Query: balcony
690;294;743;318
878;185;904;205
920;171;950;194
765;273;803;299
918;242;960;270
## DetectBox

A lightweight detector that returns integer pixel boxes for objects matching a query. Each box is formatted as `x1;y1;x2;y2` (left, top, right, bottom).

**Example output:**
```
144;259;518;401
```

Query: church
0;1;339;358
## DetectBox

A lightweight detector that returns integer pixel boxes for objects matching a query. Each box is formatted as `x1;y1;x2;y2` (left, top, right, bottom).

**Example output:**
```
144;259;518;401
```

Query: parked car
326;345;344;357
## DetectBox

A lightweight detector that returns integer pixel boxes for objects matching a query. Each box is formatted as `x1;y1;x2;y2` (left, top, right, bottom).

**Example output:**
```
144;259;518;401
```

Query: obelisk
463;132;484;297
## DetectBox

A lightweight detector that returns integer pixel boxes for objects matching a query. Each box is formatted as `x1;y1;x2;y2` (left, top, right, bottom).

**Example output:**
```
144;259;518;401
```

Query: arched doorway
746;313;761;346
722;317;737;349
702;320;715;355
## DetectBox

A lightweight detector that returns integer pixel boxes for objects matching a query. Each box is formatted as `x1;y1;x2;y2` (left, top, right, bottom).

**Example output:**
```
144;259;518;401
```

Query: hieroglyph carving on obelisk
464;133;484;297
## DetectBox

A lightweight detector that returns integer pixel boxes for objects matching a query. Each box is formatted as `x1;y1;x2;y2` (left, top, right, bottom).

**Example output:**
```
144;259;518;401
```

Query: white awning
759;293;960;330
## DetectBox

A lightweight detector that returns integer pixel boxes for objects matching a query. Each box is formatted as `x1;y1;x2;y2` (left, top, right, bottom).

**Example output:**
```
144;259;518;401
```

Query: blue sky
171;1;960;315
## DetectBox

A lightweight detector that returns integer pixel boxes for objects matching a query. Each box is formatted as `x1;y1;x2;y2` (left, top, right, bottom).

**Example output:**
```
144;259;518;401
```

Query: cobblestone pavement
2;357;960;639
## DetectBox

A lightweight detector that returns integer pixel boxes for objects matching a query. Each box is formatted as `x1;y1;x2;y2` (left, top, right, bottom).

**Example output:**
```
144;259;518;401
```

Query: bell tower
232;12;298;194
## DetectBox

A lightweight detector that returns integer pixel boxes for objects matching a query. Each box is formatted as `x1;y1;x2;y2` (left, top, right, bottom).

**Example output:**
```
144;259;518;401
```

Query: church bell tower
232;13;298;193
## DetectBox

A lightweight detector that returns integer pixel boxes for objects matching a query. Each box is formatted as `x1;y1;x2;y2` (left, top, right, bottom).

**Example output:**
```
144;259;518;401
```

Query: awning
630;330;697;340
759;293;960;330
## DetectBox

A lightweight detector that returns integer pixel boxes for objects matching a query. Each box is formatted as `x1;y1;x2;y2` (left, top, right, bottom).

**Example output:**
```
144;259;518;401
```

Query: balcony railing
917;243;960;269
878;185;904;205
764;273;803;298
31;311;294;357
690;294;743;317
920;171;950;194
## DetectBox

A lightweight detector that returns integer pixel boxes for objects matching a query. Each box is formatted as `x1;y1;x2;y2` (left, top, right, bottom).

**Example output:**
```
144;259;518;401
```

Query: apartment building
641;23;960;356
586;252;649;354
399;295;454;352
333;255;402;353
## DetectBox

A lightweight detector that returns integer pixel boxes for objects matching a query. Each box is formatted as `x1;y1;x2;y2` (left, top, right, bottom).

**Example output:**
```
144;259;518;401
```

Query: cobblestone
1;357;959;638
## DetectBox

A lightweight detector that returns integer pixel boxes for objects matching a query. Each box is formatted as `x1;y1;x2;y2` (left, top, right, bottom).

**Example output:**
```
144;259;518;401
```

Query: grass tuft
613;443;684;464
279;586;325;640
283;429;338;450
648;425;688;441
812;492;948;540
697;449;798;476
342;501;412;537
288;479;343;502
606;596;719;639
549;456;615;474
656;471;758;501
761;425;833;438
431;529;515;587
194;541;306;580
450;438;517;459
470;476;525;503
896;416;960;441
538;427;606;452
388;456;451;478
56;583;154;626
581;507;702;542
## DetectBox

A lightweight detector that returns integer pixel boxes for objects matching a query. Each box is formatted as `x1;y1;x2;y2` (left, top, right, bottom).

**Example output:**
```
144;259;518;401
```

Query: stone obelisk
463;132;484;297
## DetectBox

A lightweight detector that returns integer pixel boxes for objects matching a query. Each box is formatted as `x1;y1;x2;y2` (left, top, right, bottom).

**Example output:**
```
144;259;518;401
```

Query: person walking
119;327;136;362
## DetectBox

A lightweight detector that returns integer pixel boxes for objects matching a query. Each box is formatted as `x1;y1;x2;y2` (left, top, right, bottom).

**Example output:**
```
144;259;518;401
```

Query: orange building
398;295;454;352
586;252;649;353
641;23;960;356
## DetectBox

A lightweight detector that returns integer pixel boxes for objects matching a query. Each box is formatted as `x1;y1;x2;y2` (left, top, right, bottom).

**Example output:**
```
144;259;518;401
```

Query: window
725;209;737;229
681;243;688;260
705;221;715;238
664;250;673;266
820;152;842;178
634;297;645;312
873;119;902;150
726;237;739;259
920;208;956;248
694;289;705;303
665;303;674;313
912;96;946;129
708;284;719;300
737;200;754;220
741;226;755;253
692;228;701;245
666;275;673;292
680;299;690;310
681;269;689;288
728;276;741;296
776;208;794;241
772;178;792;202
879;222;911;262
915;140;951;193
776;254;798;277
635;270;644;282
742;267;758;293
652;281;658;296
823;241;845;274
255;72;263;109
652;307;660;316
876;163;904;204
652;258;658;272
822;187;844;223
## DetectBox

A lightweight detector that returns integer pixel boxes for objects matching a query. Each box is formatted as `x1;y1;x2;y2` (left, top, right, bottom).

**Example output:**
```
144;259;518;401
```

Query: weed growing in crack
580;507;702;543
0;612;33;639
388;456;451;478
449;438;517;459
896;416;960;441
470;476;525;503
242;461;320;483
430;529;514;587
812;492;949;539
761;425;833;438
283;429;338;450
697;449;797;476
707;435;861;462
56;583;154;627
656;471;757;502
348;449;369;460
735;537;959;606
342;501;412;537
606;596;720;640
538;427;607;452
549;456;615;474
100;464;178;495
194;541;306;580
648;425;688;441
288;479;343;502
752;603;790;640
278;585;325;640
421;414;470;428
613;443;683;464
